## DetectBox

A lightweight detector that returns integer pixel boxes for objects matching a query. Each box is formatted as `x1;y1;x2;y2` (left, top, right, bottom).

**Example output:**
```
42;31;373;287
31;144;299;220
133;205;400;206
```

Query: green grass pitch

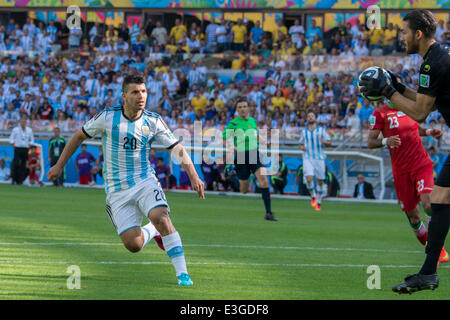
0;184;448;300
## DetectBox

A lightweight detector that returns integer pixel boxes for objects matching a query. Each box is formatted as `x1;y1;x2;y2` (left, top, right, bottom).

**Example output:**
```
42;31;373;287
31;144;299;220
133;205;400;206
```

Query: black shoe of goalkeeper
392;273;439;294
264;213;278;221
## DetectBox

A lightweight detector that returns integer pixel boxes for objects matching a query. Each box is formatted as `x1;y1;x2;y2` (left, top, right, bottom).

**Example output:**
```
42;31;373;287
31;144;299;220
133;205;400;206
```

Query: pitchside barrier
0;138;386;200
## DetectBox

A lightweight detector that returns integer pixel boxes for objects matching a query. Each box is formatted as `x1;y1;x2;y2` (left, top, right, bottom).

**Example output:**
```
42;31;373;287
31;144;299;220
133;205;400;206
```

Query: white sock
141;222;159;248
162;232;188;277
306;180;316;199
317;184;324;204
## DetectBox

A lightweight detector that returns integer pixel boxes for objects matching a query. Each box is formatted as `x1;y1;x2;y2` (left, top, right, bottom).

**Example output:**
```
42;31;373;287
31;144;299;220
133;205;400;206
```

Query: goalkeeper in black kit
359;9;450;294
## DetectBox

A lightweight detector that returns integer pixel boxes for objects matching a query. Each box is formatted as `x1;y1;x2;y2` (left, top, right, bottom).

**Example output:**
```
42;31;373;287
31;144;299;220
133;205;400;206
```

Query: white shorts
303;158;326;181
105;176;169;235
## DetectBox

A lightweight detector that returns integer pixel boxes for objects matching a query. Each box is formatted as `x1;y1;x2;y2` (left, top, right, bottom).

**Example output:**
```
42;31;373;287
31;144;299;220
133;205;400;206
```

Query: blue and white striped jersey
299;126;330;160
82;106;179;194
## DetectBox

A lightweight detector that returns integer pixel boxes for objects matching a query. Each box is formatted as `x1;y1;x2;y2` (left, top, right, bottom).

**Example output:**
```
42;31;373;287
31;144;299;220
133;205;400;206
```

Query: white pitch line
0;242;425;254
0;260;449;269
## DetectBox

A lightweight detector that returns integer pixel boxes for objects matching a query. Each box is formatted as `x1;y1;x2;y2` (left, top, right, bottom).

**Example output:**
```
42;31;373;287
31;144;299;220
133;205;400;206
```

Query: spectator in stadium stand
306;19;322;45
339;44;354;57
436;20;445;43
344;108;360;137
9;116;34;185
289;18;305;49
353;37;369;56
105;24;118;45
358;99;375;127
144;18;155;40
49;126;66;186
186;33;201;53
353;174;375;200
91;148;103;185
383;23;397;55
151;20;168;46
129;20;140;45
366;26;384;52
158;87;176;113
117;22;129;42
273;18;287;46
12;90;22;110
250;20;264;47
205;18;219;51
204;98;218;122
170;18;187;44
75;143;96;185
215;19;228;52
327;33;341;54
68;25;82;49
155;157;171;191
231;18;247;51
191;88;208;114
148;149;158;171
233;66;253;85
5;18;14;35
37;98;54;120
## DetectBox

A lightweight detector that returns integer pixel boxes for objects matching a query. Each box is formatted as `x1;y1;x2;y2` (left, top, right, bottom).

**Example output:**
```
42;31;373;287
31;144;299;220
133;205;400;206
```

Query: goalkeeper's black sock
419;203;450;275
261;187;272;214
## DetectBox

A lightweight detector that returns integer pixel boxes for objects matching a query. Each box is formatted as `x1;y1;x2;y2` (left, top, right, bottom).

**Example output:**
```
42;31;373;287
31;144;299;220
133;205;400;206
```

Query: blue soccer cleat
177;273;193;286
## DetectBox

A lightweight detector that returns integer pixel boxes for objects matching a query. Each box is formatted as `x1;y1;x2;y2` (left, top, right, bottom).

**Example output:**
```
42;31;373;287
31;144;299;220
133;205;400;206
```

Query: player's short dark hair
403;9;437;39
235;97;248;108
122;74;145;93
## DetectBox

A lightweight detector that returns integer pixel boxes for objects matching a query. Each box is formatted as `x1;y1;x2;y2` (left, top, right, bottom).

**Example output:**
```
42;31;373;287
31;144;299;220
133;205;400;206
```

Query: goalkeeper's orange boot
311;197;317;209
315;203;321;211
439;247;449;264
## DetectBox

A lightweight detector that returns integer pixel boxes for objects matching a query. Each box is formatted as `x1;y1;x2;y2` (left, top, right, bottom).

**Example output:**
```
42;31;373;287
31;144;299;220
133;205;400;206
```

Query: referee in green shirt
222;97;277;221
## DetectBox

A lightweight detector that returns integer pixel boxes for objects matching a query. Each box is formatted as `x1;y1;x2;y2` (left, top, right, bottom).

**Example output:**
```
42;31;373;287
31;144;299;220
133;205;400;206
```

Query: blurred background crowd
0;14;449;145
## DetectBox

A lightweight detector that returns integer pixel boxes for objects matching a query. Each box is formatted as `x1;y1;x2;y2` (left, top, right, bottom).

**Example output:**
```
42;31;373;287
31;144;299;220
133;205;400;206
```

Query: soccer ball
357;66;392;102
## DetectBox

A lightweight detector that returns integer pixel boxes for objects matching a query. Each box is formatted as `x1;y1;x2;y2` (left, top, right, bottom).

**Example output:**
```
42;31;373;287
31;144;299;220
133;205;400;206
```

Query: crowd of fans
0;16;449;144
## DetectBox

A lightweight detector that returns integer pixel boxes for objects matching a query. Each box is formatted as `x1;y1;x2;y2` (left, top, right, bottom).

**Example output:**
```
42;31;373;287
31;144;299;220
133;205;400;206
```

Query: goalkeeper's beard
406;39;420;55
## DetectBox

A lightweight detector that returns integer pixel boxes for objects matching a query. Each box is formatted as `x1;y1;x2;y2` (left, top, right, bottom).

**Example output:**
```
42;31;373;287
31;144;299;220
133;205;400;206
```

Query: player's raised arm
47;128;89;181
171;143;205;199
390;92;436;123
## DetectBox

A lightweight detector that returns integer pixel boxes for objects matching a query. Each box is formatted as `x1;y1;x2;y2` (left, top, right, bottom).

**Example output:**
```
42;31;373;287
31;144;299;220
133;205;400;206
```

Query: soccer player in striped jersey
299;112;332;211
47;75;205;286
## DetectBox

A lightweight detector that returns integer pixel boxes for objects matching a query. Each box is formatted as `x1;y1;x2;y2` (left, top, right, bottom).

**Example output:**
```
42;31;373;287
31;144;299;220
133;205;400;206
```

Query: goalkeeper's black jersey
417;42;450;126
